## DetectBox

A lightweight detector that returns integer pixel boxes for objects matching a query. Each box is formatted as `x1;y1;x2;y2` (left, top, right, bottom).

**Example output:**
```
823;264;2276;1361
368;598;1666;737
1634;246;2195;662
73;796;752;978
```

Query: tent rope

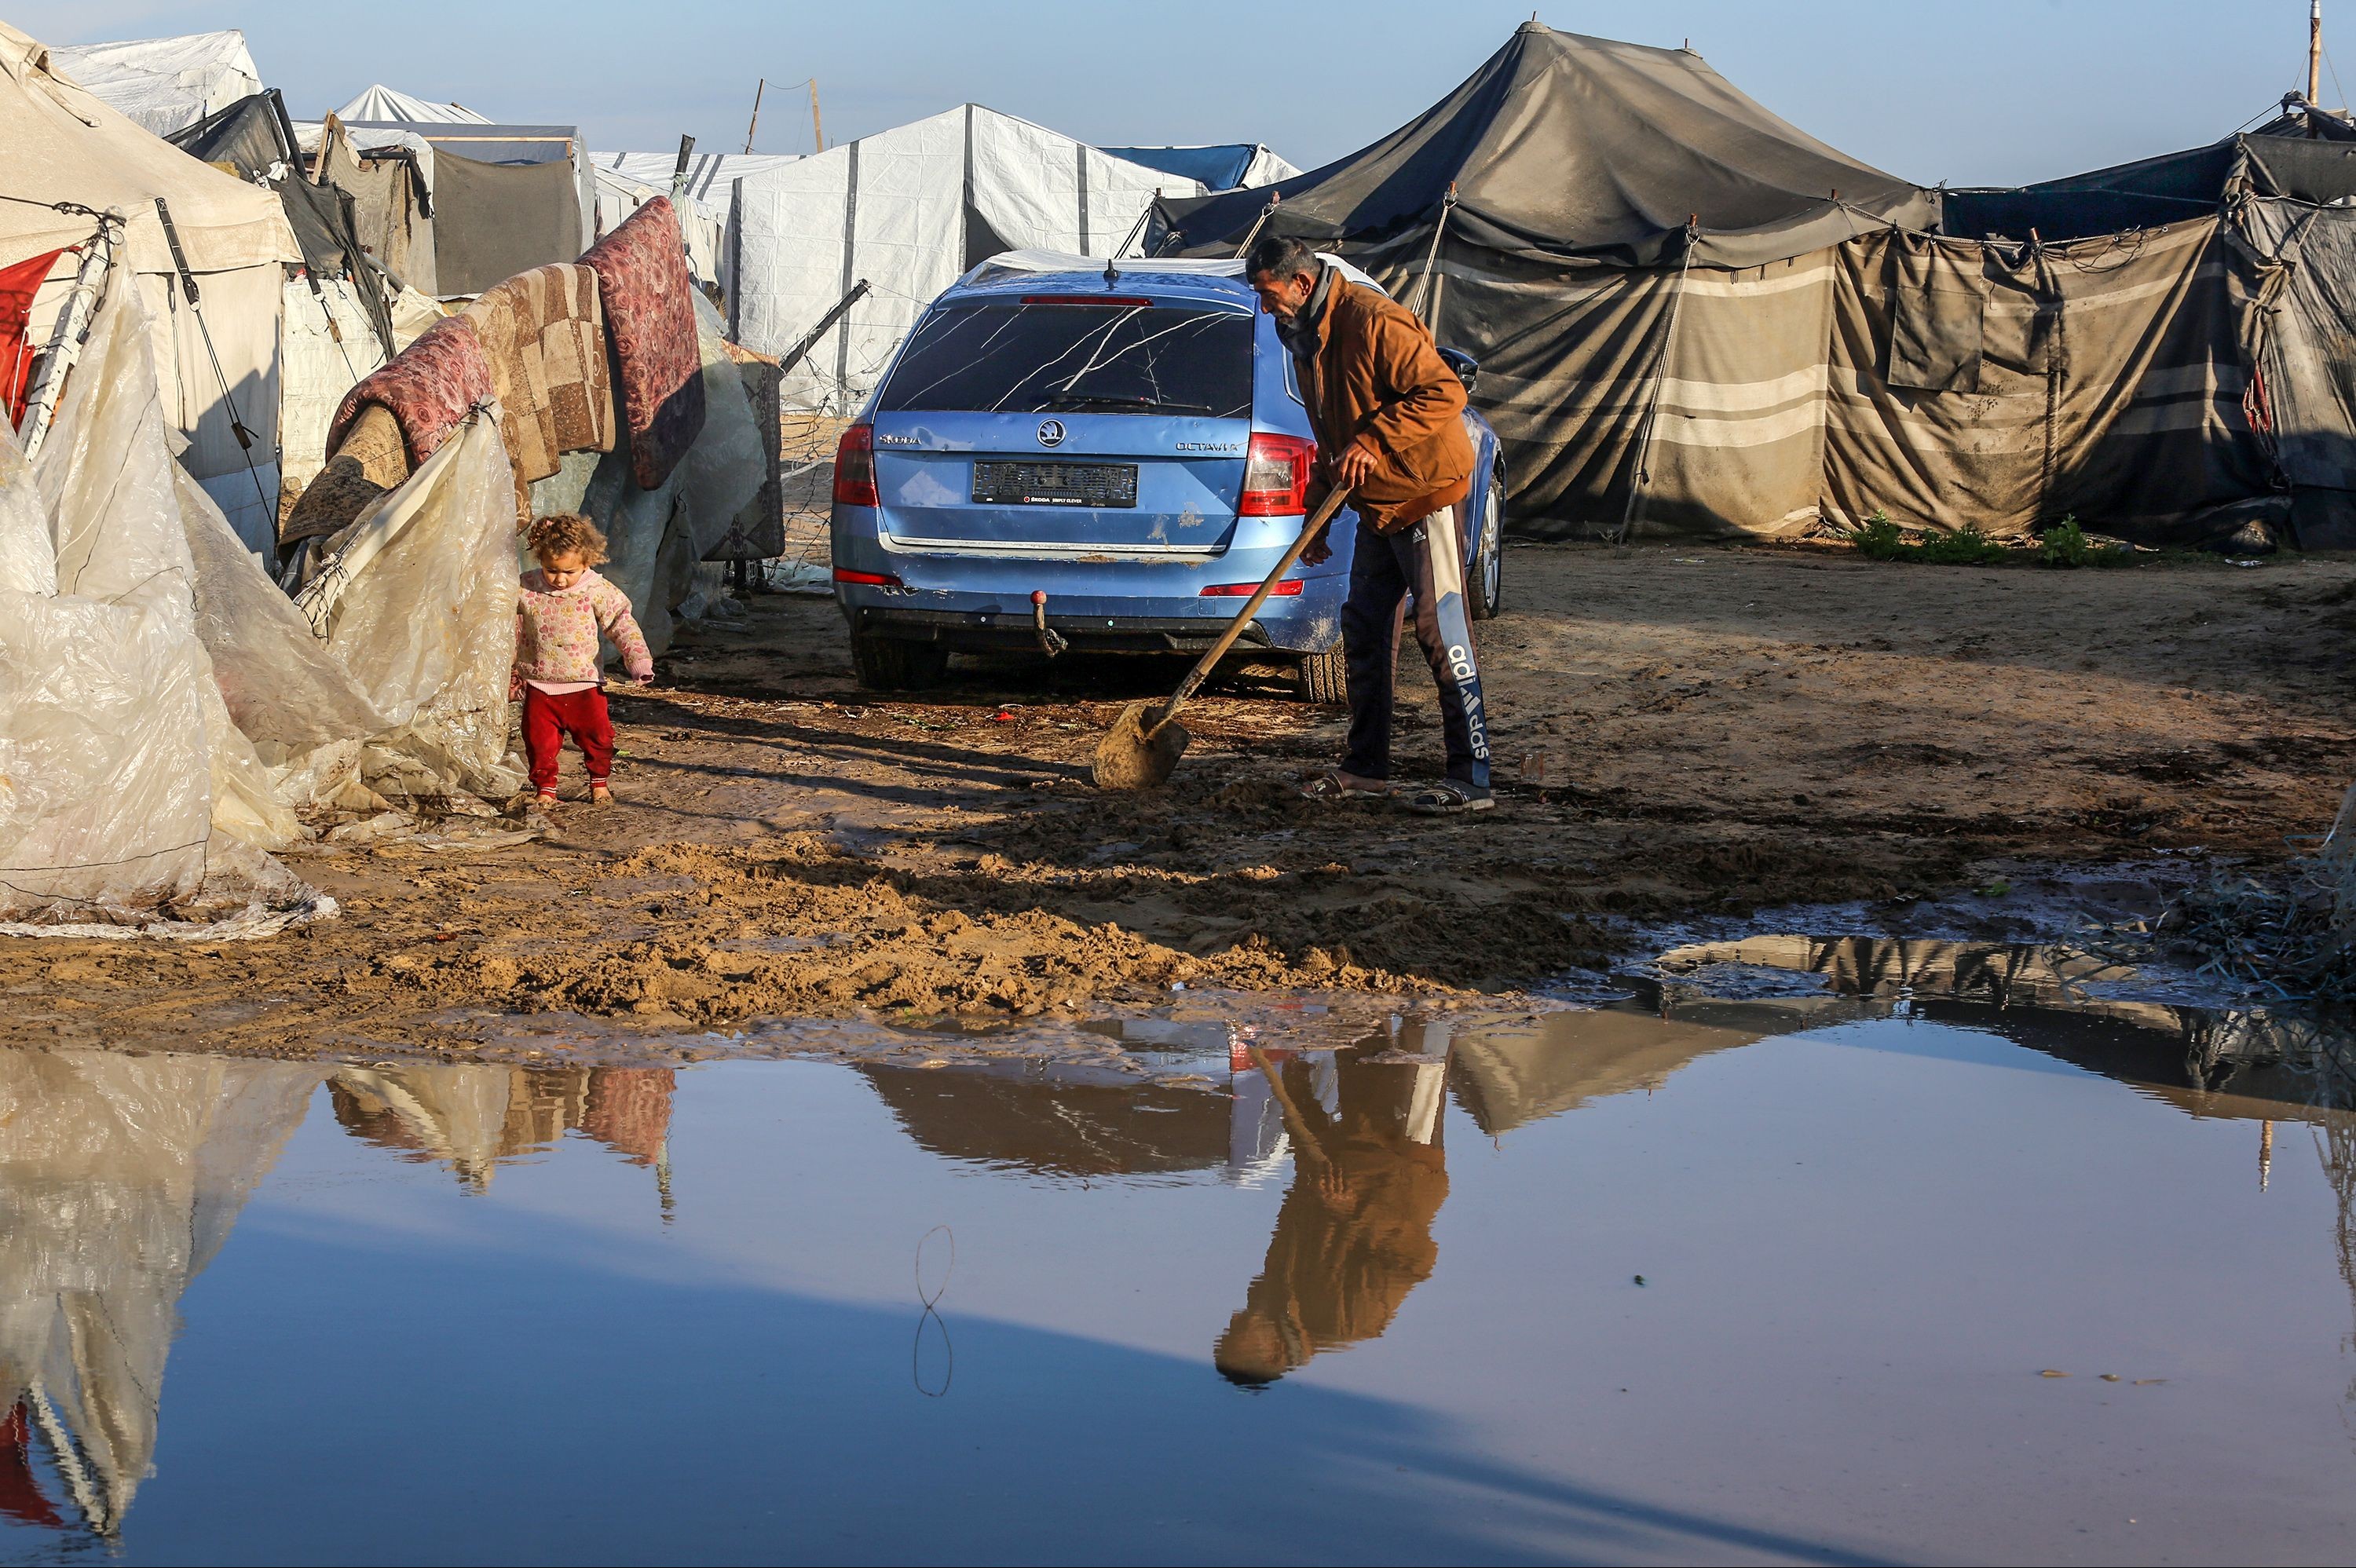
152;199;273;528
1613;218;1699;544
1414;185;1458;331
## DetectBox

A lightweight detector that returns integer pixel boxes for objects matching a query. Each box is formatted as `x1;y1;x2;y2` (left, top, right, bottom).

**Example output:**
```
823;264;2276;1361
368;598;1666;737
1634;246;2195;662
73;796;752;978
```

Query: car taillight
1200;579;1304;597
832;566;902;587
832;422;878;506
1238;432;1316;516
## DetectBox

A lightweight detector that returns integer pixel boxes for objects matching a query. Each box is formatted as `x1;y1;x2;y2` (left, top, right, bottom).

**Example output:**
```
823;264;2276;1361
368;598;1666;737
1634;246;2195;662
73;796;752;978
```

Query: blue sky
14;0;2333;187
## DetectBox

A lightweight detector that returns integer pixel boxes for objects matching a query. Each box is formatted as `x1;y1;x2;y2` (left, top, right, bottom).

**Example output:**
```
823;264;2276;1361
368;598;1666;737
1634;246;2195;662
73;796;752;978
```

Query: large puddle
6;941;2356;1564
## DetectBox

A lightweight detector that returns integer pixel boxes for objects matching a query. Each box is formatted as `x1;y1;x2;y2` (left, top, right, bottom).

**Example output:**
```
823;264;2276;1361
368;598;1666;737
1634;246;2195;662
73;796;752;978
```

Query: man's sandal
1399;779;1494;816
1297;770;1390;802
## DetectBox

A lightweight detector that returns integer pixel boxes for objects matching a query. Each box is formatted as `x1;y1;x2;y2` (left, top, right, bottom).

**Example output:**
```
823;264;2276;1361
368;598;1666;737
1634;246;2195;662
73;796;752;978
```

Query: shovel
1091;485;1353;791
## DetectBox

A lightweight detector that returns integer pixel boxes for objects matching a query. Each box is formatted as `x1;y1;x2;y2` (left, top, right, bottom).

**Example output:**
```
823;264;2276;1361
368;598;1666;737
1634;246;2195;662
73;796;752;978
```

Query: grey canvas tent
1154;22;1940;539
1153;23;2340;548
1942;118;2356;548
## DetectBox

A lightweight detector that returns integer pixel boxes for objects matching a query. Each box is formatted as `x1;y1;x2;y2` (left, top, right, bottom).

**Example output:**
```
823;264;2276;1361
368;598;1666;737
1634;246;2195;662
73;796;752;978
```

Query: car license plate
971;461;1138;509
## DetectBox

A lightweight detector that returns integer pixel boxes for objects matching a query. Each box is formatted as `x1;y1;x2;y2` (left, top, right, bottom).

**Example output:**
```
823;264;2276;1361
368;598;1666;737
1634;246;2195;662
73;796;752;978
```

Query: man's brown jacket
1293;273;1475;532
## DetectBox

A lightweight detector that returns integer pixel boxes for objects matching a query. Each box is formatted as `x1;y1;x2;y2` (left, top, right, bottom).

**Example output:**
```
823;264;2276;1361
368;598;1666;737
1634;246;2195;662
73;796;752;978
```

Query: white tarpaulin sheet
2;23;298;548
46;30;261;137
332;84;489;125
733;104;1201;410
591;166;726;288
278;280;443;498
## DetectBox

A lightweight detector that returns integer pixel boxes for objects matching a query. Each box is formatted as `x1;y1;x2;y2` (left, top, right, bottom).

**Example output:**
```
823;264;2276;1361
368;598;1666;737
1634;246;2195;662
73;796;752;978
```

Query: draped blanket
459;263;613;487
580;197;704;489
327;313;492;470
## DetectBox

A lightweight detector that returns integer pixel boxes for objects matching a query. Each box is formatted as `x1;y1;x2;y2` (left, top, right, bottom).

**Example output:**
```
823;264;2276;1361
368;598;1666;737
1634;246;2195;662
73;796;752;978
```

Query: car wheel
1297;642;1348;706
851;633;949;692
1469;475;1505;622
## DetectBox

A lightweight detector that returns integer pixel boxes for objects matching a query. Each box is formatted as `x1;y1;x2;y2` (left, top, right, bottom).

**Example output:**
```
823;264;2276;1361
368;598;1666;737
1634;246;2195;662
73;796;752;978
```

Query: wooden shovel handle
1147;486;1354;738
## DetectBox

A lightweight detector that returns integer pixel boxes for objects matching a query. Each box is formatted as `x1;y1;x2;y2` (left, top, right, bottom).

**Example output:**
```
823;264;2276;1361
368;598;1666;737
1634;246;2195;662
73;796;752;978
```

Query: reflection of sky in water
5;972;2356;1563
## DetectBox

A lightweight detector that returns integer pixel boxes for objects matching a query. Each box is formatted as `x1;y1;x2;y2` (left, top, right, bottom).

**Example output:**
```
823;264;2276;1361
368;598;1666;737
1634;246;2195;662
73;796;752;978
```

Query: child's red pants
522;685;615;792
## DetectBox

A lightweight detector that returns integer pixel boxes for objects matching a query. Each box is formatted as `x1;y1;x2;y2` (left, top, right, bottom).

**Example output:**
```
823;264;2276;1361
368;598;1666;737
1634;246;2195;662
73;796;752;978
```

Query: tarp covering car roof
1154;22;1934;269
46;30;261;137
1098;142;1300;192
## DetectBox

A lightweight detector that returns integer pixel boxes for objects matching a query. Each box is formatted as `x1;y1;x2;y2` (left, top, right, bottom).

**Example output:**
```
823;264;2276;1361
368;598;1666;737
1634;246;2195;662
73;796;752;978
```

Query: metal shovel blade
1090;700;1191;791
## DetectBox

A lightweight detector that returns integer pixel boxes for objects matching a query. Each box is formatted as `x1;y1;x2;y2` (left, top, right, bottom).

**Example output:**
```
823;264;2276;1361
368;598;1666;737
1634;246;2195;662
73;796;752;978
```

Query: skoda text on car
829;251;1505;699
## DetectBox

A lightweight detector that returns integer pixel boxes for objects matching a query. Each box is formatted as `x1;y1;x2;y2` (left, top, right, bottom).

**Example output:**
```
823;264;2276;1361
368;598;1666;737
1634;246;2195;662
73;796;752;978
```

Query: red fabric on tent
0;247;67;428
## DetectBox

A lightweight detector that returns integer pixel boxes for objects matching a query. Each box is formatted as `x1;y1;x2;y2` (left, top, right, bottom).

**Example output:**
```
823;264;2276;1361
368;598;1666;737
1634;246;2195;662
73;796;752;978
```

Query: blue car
829;254;1505;700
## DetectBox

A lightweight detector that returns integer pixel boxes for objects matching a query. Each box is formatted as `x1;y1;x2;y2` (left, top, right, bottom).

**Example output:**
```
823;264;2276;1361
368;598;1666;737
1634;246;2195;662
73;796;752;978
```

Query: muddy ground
9;543;2356;1063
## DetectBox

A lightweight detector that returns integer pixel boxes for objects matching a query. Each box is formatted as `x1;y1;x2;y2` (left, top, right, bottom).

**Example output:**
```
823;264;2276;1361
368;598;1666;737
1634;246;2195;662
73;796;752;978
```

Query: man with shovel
1246;236;1491;815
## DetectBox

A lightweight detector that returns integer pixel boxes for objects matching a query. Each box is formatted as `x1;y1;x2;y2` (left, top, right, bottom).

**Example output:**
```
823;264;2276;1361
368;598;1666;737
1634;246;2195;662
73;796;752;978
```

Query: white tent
598;150;798;294
45;30;261;137
332;83;489;125
731;104;1203;410
598;150;799;230
1;22;300;551
591;164;726;291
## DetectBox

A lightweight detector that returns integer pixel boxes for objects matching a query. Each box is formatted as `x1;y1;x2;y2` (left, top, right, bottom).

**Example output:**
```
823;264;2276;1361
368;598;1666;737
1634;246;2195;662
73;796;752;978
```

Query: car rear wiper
1038;392;1213;415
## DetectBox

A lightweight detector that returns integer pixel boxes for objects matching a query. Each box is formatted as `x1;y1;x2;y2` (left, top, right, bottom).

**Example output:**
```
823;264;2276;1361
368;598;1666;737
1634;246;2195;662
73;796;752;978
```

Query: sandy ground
9;542;2355;1063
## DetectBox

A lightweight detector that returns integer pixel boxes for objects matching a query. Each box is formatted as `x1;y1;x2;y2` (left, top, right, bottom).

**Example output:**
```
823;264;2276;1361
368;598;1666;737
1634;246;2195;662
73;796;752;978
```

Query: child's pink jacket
514;568;653;687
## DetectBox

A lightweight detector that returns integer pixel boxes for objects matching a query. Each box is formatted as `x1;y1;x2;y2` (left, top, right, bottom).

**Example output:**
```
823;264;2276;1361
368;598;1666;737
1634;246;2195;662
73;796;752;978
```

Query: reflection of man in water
1216;1041;1450;1387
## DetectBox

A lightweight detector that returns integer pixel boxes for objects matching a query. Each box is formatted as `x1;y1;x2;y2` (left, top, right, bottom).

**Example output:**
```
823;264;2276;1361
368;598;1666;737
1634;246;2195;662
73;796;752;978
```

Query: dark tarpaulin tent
169;90;397;354
1151;23;2344;548
1943;119;2356;548
342;120;590;298
1154;22;1939;539
429;150;583;296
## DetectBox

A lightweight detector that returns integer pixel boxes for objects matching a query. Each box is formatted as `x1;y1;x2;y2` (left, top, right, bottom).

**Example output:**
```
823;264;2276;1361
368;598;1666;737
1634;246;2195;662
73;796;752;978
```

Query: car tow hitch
1030;590;1068;658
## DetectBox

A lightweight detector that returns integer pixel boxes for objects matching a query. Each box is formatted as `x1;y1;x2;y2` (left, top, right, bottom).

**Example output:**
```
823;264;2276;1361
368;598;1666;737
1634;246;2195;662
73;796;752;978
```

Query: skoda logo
1037;419;1066;448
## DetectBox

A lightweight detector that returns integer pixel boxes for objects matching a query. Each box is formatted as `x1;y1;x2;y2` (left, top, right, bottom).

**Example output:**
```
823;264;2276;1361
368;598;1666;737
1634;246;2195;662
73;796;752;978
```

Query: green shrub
2038;516;2135;568
2039;517;2094;567
1914;524;2010;565
1849;510;1909;559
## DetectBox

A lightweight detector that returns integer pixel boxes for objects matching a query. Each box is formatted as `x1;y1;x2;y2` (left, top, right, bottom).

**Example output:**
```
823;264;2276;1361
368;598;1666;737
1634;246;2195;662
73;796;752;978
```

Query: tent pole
19;212;118;461
810;79;826;155
744;79;766;155
1232;192;1281;260
1415;185;1459;332
154;197;273;529
2313;1;2325;118
1614;220;1699;545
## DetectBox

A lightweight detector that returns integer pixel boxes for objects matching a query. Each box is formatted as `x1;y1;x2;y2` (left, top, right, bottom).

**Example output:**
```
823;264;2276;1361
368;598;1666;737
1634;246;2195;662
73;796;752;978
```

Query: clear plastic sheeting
294;412;527;801
0;272;325;932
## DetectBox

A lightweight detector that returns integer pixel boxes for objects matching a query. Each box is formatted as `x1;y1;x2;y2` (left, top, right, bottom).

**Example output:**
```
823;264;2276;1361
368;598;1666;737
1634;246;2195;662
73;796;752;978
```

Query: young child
513;513;653;806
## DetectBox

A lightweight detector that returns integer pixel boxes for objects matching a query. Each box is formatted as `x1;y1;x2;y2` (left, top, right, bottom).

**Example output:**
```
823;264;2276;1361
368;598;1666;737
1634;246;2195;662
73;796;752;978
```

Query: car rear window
877;300;1253;418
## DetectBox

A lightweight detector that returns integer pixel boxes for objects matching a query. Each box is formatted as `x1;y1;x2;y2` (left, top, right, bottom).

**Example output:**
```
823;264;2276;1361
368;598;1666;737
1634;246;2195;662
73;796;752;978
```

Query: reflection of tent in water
0;1048;315;1537
1450;996;1860;1137
327;1065;674;1194
855;1063;1230;1179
